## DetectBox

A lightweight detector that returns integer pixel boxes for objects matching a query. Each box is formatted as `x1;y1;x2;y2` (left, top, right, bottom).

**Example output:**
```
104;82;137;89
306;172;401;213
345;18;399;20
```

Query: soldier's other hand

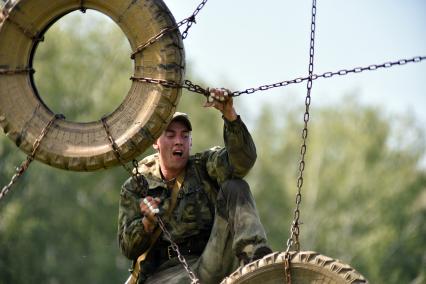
140;196;161;216
203;87;238;121
140;196;161;233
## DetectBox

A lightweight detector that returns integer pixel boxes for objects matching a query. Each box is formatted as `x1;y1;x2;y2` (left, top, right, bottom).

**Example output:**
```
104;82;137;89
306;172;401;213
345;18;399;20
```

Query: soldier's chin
171;156;188;166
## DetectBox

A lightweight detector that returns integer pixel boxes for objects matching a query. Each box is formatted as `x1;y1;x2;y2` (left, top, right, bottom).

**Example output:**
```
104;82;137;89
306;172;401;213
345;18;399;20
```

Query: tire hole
32;10;133;123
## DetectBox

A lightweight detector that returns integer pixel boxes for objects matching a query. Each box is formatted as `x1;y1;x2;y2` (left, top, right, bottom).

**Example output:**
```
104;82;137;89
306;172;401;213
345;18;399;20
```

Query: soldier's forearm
223;116;257;175
142;216;156;233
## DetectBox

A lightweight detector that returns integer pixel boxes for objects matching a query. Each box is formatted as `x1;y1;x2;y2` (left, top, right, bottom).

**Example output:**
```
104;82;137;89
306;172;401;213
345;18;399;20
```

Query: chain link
181;0;209;39
130;76;209;96
130;0;208;59
0;67;34;75
157;217;201;284
0;113;62;201
286;0;317;253
79;0;87;13
101;118;148;195
284;252;292;284
101;117;134;176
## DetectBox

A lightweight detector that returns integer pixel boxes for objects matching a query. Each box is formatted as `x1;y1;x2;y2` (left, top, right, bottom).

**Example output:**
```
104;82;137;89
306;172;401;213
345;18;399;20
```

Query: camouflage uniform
118;116;268;284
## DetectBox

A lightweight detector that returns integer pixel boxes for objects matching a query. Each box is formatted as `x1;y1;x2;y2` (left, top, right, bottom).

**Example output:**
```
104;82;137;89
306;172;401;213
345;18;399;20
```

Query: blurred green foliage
249;99;425;283
33;10;133;122
1;9;425;284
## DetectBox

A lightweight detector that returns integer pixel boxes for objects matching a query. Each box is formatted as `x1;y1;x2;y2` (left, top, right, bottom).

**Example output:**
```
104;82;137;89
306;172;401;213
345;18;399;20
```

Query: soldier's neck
159;166;184;182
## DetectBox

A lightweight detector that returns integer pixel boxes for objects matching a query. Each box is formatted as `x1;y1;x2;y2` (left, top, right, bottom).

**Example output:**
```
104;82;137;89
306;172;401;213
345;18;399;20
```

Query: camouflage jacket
118;116;257;260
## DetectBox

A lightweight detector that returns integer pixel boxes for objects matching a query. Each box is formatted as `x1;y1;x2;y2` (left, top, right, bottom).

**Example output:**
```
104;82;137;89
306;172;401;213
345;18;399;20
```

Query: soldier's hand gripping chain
203;87;238;122
203;88;231;108
140;197;162;233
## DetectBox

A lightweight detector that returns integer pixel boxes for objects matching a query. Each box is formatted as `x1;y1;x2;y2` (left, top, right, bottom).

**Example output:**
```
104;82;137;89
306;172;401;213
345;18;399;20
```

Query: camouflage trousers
145;179;268;284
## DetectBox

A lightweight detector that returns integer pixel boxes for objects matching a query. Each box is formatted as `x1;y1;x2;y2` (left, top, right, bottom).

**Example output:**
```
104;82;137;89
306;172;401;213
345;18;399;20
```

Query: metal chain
100;117;147;194
231;56;426;96
101;117;134;176
79;0;87;13
130;0;208;59
181;0;209;39
284;252;292;284
286;0;317;253
130;76;209;96
0;114;61;201
157;217;201;284
130;56;425;99
0;67;34;75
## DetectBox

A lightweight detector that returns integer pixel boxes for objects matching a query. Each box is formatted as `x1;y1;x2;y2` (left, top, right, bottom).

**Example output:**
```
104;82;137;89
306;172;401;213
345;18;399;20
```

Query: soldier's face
154;120;192;173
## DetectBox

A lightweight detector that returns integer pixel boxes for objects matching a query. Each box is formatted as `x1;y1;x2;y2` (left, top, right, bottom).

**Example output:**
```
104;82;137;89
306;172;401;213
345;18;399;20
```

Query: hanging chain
285;0;317;254
181;0;208;39
79;0;87;13
157;217;201;284
101;117;134;176
101;117;147;194
284;252;292;284
130;0;208;59
0;113;61;201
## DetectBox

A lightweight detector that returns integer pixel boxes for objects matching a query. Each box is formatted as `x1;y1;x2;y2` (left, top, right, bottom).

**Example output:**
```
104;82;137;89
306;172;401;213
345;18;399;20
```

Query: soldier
118;88;272;284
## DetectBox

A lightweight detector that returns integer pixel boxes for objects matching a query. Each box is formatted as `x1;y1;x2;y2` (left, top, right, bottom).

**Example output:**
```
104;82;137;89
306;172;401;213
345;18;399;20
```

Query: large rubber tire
0;0;185;171
222;251;368;284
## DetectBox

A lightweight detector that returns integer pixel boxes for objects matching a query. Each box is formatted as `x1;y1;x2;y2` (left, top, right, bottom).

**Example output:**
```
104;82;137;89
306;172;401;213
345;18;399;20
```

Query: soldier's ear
153;140;159;151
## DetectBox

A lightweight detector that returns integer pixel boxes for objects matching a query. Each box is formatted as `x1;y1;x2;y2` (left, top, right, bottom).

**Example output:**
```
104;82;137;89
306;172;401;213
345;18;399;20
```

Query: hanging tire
0;0;185;171
222;251;368;284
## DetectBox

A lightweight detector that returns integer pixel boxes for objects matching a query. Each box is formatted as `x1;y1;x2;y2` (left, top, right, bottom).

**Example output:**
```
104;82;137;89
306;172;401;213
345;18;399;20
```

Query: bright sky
164;0;426;129
3;0;424;158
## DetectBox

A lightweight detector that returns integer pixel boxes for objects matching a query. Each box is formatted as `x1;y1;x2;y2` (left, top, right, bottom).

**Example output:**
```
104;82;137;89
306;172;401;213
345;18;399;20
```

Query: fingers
143;197;159;214
140;196;162;233
140;196;161;218
203;88;233;109
208;88;230;102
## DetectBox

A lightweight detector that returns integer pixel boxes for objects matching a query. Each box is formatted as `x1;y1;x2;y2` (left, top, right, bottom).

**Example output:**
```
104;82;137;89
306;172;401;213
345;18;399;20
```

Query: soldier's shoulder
190;146;222;159
137;153;159;175
208;146;222;152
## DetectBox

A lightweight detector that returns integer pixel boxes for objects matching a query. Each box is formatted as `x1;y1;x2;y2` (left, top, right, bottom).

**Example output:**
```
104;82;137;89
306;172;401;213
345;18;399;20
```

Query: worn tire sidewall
0;0;185;171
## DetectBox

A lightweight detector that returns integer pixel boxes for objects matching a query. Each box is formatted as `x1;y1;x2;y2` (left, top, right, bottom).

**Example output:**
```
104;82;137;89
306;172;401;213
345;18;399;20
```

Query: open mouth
173;150;183;157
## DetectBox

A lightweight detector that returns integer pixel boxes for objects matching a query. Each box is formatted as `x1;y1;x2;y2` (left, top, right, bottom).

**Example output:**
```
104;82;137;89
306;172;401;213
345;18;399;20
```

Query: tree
33;10;133;123
250;96;425;283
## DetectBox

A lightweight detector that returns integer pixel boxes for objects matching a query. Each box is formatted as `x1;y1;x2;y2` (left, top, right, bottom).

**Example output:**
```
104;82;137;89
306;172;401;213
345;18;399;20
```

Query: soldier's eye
182;132;190;138
165;131;175;138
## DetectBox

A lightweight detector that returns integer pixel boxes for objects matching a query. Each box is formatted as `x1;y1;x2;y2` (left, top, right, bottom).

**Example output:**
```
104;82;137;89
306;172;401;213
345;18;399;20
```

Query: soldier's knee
221;179;250;197
218;179;254;218
218;179;253;209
